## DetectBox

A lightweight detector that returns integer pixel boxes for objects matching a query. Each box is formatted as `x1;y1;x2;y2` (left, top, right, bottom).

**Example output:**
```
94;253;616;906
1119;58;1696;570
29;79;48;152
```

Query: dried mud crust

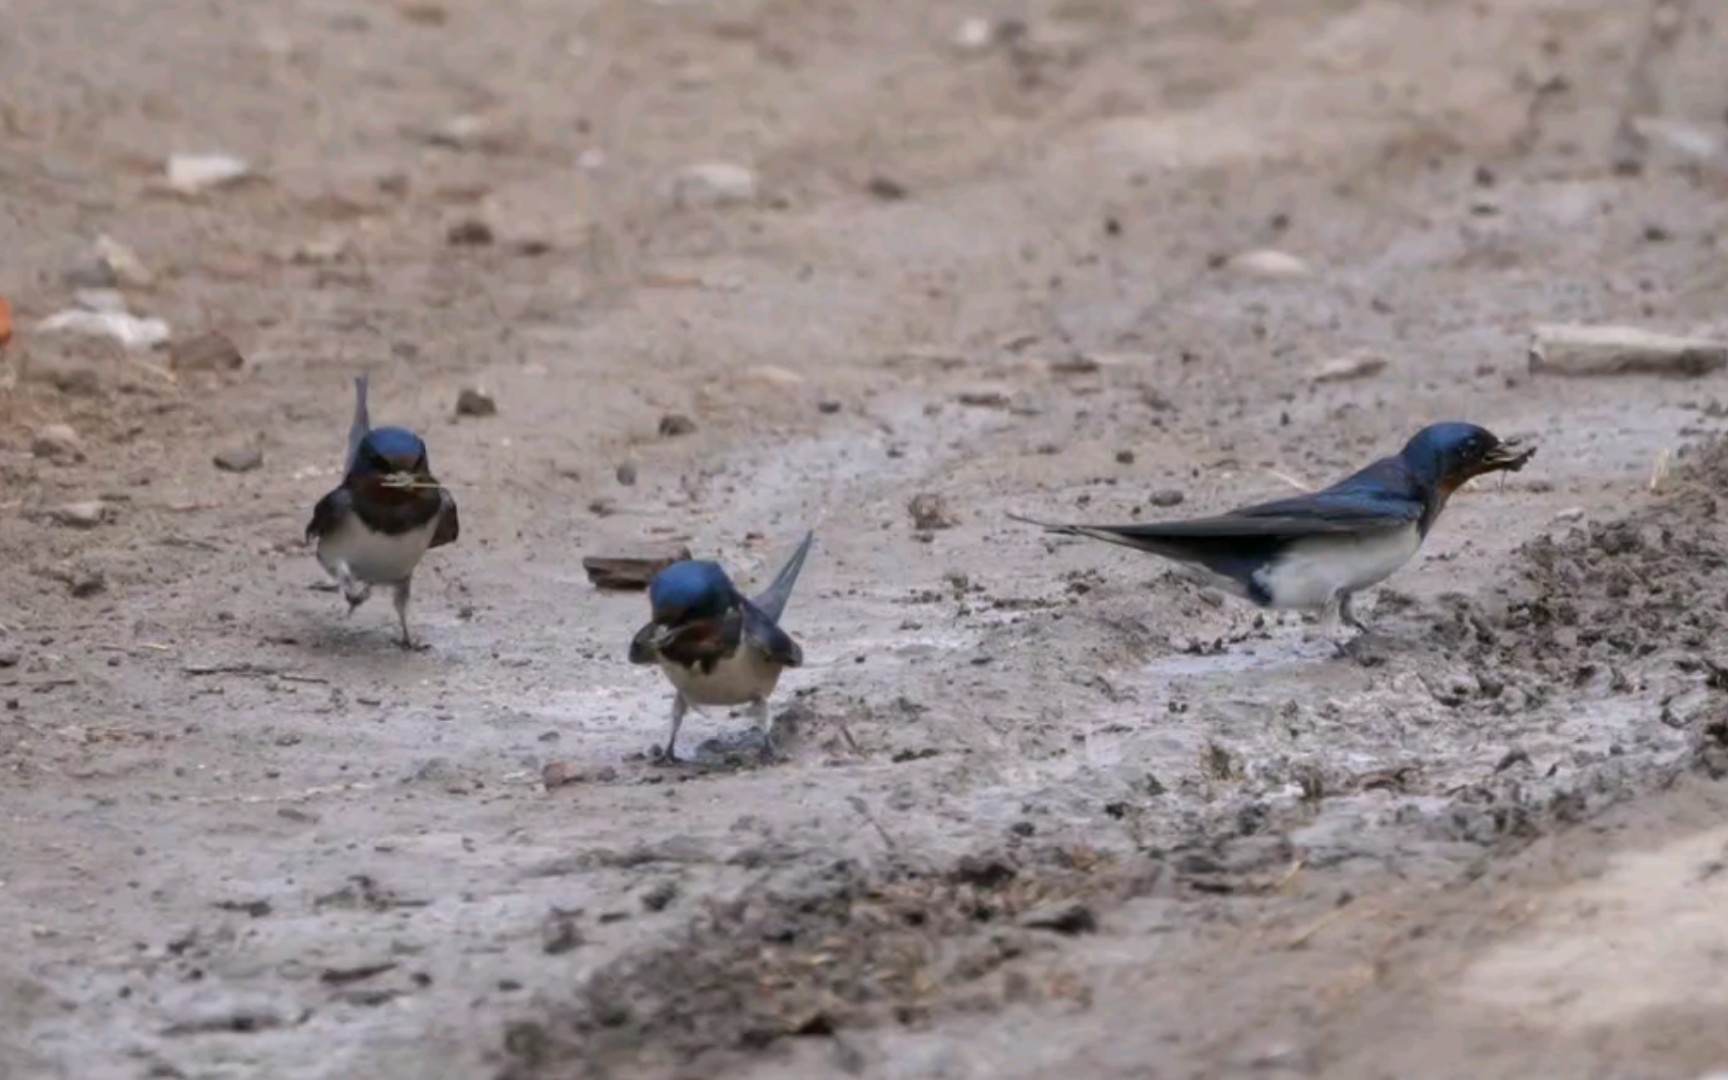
1425;439;1728;749
498;847;1164;1080
1450;441;1726;668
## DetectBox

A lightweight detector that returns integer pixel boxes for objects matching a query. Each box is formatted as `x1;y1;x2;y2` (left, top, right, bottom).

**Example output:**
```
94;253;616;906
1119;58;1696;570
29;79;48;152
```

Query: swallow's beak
1477;436;1536;475
628;621;672;664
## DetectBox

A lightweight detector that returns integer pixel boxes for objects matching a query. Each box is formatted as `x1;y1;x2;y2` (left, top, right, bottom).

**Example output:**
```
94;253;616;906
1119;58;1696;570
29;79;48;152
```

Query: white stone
166;152;252;194
1231;249;1312;279
665;162;757;208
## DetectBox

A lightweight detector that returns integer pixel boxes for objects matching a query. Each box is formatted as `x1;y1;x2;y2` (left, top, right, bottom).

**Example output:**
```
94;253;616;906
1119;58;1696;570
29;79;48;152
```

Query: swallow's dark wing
431;489;459;548
1011;492;1421;583
346;374;371;475
750;530;814;624
1015;495;1418;545
742;602;803;667
306;487;352;543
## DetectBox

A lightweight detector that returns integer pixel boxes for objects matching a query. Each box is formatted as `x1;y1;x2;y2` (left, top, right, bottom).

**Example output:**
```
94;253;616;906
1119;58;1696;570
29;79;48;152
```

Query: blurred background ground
4;0;1728;1077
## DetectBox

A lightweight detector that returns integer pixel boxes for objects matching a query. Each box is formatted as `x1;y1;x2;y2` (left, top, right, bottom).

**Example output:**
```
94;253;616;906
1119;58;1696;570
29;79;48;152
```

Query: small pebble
165;152;252;194
1017;900;1097;935
641;881;679;912
658;413;697;437
866;176;908;201
0;647;20;668
455;388;497;417
213;447;264;473
615;462;638;486
51;501;111;529
170;331;244;372
31;424;85;464
664;162;757;208
542;762;587;789
956;390;1009;409
1115;449;1135;465
952;16;995;51
1309;352;1388;384
908;493;957;531
69;571;106;598
446;219;494;246
1150;489;1185;508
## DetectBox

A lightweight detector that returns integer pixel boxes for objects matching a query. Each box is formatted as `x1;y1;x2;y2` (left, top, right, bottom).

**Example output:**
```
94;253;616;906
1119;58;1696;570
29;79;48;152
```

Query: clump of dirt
497;847;1160;1080
1430;440;1727;679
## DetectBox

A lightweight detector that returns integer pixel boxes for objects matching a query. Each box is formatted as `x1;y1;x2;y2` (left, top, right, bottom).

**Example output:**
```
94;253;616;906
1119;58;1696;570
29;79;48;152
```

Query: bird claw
757;741;787;765
1333;633;1390;666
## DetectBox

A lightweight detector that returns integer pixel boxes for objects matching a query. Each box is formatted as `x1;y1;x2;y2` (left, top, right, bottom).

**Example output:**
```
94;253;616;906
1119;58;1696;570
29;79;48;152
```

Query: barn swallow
1013;423;1534;632
628;531;815;762
305;375;459;648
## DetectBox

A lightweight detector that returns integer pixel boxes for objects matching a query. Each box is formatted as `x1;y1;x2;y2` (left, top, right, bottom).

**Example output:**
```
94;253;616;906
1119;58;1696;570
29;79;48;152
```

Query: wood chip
582;544;693;590
1528;324;1727;378
170;330;244;372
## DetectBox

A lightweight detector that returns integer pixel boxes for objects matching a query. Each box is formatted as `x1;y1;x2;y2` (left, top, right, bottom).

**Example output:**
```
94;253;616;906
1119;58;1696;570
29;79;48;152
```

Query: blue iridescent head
1399;422;1530;490
351;426;429;476
648;561;738;625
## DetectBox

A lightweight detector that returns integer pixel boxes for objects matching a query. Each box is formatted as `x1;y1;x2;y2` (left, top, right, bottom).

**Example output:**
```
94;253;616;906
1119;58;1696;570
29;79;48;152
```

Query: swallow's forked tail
752;530;815;624
345;373;372;474
1007;510;1158;552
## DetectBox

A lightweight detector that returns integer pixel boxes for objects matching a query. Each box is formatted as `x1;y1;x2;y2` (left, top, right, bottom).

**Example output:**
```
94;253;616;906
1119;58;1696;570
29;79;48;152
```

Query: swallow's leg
337;563;372;613
751;698;783;763
1338;591;1369;633
654;695;689;765
392;578;424;650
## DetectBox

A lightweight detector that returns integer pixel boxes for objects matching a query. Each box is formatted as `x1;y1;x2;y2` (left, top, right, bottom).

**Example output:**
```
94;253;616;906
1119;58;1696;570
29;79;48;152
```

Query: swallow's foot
1337;592;1370;634
1334;633;1390;667
751;700;787;764
397;634;429;652
649;744;685;766
756;737;787;765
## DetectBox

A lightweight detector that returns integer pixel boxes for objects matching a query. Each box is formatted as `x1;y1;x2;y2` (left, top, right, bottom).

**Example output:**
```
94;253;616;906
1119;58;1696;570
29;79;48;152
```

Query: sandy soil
4;0;1728;1077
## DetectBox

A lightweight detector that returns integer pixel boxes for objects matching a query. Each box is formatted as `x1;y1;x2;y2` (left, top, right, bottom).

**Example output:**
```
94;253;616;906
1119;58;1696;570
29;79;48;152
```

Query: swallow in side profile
305;375;459;648
1013;423;1534;632
628;531;815;762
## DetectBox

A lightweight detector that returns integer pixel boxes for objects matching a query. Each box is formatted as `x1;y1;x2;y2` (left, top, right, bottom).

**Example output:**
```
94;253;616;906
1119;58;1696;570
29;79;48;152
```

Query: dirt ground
5;0;1728;1076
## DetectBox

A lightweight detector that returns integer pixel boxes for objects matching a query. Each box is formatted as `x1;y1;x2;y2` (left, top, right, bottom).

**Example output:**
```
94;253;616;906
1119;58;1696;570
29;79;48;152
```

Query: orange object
0;296;12;347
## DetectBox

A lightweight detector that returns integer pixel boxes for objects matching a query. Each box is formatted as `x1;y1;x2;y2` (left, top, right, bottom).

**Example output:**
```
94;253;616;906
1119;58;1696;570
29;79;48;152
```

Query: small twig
124;355;178;385
1265;468;1314;493
846;796;899;852
1650;449;1671;492
182;662;327;684
833;719;863;755
379;474;446;492
1284;904;1353;950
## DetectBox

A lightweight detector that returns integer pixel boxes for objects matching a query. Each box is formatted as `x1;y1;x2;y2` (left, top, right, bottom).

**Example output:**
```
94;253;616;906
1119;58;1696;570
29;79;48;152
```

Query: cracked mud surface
4;0;1728;1077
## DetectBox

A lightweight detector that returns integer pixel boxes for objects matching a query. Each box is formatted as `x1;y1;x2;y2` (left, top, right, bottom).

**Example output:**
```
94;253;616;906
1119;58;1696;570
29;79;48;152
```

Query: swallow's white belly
317;516;437;585
1253;523;1422;610
660;647;784;708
